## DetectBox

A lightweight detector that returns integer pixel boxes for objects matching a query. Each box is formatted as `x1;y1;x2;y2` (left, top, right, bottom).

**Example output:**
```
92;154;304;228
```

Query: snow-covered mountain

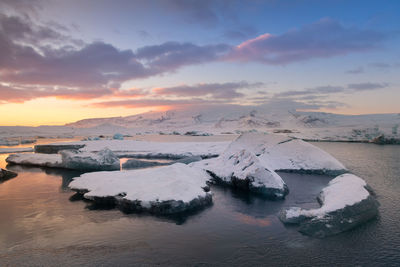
1;105;399;142
64;106;400;141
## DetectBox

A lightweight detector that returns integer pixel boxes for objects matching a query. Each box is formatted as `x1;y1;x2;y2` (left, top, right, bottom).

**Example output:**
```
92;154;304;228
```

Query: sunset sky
0;0;399;126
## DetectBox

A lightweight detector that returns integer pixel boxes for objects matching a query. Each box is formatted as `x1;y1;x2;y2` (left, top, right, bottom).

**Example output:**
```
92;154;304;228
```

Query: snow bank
69;163;212;214
6;153;63;168
192;147;288;199
279;174;379;237
61;148;120;171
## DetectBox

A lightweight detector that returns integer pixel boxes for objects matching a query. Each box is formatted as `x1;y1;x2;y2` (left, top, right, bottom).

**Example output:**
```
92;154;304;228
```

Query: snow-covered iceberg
193;148;288;199
230;133;347;175
69;163;212;214
259;138;346;174
279;174;379;237
191;132;346;198
6;153;63;168
61;148;120;171
6;148;120;171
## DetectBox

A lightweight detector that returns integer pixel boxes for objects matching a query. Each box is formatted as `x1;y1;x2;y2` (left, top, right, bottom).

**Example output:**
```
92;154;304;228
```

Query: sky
0;0;399;126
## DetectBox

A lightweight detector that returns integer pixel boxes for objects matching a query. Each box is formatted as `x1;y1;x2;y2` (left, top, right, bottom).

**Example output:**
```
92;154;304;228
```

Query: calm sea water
0;142;399;266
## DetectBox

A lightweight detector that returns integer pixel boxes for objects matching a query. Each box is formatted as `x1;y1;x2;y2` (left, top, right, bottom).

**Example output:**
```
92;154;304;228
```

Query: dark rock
0;168;18;182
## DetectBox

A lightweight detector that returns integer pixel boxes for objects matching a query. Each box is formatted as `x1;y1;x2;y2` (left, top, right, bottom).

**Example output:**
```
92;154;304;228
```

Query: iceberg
6;153;63;168
69;163;212;214
61;148;120;171
191;132;346;198
6;148;120;171
113;133;124;140
259;138;347;174
279;174;379;237
193;148;288;199
229;133;347;175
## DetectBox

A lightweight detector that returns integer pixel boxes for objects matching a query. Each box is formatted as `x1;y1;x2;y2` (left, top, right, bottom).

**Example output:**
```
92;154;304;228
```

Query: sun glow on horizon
0;98;159;126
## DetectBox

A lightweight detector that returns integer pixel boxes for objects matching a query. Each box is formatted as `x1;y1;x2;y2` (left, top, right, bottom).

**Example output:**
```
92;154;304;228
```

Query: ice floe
6;153;63;168
279;174;379;237
69;163;212;214
193;148;288;199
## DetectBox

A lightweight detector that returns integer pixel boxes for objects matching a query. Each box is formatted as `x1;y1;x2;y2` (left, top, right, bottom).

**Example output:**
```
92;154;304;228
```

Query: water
0;142;399;266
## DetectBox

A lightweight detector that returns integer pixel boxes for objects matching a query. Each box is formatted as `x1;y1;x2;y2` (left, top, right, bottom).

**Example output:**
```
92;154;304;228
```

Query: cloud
0;13;230;103
226;18;387;64
91;98;227;109
270;82;389;110
222;25;258;41
159;0;241;28
0;0;42;14
275;83;388;98
0;12;391;106
347;82;388;91
0;84;113;103
275;86;345;97
154;81;263;99
345;66;364;74
136;42;230;71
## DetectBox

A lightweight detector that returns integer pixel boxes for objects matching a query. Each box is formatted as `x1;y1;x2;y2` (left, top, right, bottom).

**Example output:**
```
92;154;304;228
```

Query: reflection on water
0;143;399;266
